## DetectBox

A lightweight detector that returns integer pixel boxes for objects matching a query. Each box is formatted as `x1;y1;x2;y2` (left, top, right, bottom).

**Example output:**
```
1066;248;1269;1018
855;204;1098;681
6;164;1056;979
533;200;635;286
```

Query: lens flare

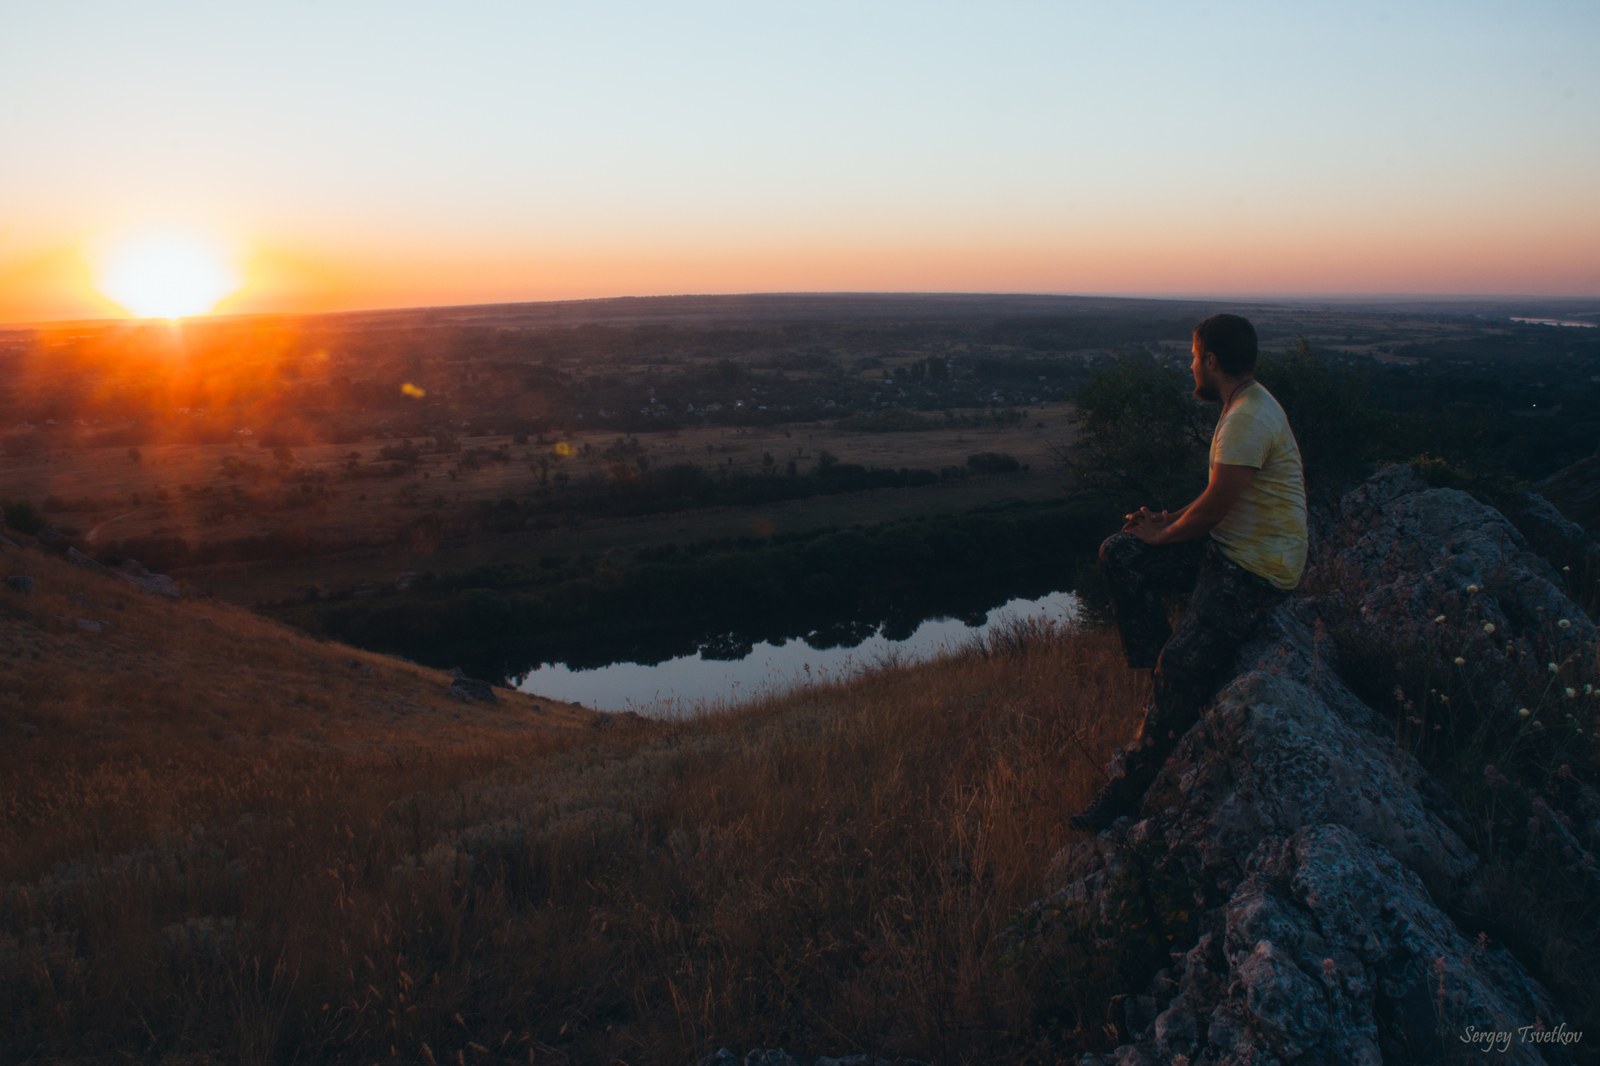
94;230;242;319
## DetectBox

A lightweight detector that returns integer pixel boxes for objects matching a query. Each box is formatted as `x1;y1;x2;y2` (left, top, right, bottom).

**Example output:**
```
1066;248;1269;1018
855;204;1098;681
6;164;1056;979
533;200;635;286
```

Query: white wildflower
1519;708;1531;718
1550;662;1561;673
1483;623;1496;635
1454;657;1466;665
1434;615;1446;623
1558;619;1571;629
1567;688;1578;699
1468;584;1479;593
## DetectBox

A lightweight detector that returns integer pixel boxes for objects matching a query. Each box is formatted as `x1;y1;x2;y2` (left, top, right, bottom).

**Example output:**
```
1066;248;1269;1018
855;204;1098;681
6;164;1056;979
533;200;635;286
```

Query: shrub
1409;453;1477;492
1054;355;1211;509
0;498;46;535
1255;337;1395;490
967;452;1021;475
378;440;421;467
835;408;940;432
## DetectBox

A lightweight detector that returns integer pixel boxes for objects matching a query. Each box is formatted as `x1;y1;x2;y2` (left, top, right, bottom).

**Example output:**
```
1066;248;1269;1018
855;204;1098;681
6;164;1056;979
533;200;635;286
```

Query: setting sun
94;231;242;319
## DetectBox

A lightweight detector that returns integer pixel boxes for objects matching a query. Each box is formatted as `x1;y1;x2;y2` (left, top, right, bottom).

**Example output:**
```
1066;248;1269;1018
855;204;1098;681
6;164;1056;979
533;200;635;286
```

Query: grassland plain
1;539;1144;1065
0;409;1073;605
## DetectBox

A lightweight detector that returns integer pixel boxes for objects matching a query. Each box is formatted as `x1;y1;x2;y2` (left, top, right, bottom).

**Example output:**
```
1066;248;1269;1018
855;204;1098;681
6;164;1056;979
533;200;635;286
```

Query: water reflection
1509;317;1597;329
516;590;1080;715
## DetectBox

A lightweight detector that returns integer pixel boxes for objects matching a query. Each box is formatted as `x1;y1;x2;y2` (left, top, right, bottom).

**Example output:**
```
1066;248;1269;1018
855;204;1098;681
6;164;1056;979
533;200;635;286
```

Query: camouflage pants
1099;532;1290;792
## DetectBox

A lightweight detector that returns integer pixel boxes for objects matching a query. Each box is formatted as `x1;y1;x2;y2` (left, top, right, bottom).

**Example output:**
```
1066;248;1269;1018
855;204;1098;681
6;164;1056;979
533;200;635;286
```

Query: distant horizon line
6;288;1598;331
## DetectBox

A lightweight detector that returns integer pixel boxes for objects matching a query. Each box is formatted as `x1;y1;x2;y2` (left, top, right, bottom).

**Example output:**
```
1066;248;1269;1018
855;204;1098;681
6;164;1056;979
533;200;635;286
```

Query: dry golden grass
0;545;594;881
0;543;1145;1065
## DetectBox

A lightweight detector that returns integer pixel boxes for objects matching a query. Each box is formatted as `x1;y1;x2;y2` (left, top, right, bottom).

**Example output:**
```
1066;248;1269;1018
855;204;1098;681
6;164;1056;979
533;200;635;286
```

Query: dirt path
84;506;145;544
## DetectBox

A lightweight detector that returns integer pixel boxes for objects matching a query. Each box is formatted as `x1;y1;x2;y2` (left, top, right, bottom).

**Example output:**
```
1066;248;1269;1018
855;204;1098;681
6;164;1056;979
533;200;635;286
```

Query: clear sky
2;0;1596;321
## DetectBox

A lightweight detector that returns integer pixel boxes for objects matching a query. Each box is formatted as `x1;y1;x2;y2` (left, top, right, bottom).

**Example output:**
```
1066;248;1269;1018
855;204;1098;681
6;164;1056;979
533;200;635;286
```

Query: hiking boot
1069;750;1161;832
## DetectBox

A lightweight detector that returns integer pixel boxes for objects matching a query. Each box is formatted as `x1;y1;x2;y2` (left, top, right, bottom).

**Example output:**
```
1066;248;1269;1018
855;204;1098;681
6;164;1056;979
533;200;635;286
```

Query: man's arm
1127;463;1255;545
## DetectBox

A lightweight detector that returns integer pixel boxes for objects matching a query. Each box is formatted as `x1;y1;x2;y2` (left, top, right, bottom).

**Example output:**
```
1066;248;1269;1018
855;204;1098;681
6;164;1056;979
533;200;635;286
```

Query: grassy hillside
0;539;1143;1064
0;544;594;881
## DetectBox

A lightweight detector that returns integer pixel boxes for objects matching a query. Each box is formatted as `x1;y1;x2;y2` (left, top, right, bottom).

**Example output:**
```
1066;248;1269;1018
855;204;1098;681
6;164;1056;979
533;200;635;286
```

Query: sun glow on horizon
93;230;243;320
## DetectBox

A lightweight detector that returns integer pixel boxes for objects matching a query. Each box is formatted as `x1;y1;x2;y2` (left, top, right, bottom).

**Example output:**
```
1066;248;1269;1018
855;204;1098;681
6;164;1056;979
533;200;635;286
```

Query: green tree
1053;355;1212;508
1255;337;1394;491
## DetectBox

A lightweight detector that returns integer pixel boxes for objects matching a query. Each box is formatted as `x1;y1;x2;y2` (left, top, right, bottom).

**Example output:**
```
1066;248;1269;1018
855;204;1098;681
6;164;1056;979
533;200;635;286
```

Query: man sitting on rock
1071;313;1307;831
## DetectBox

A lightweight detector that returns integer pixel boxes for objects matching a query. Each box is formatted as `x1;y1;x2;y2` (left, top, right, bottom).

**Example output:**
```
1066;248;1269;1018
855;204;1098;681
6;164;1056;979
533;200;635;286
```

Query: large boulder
1499;492;1600;574
1532;454;1600;531
1034;466;1595;1064
448;677;498;702
1315;465;1592;645
35;525;69;552
116;558;181;597
66;546;108;572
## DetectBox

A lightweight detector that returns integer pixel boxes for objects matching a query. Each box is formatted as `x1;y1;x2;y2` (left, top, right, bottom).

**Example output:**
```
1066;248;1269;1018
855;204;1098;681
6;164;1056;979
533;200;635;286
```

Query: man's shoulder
1244;382;1286;413
1228;384;1290;432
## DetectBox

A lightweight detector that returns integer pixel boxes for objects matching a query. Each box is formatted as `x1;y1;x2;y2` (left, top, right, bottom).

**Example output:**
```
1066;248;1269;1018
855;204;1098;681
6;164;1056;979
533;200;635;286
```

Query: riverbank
259;497;1116;683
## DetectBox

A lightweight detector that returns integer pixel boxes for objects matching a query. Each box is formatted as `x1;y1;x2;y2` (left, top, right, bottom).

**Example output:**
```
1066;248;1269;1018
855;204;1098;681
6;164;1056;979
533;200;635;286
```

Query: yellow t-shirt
1208;383;1307;590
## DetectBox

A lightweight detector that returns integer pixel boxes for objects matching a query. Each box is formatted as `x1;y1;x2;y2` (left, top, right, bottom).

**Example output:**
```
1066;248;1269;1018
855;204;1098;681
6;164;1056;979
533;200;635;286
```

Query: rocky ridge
1531;455;1600;532
681;466;1598;1065
1033;466;1597;1064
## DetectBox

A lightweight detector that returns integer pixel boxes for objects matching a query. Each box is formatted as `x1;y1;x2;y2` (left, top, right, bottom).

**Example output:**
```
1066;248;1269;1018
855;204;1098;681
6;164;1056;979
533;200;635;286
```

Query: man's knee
1099;531;1140;569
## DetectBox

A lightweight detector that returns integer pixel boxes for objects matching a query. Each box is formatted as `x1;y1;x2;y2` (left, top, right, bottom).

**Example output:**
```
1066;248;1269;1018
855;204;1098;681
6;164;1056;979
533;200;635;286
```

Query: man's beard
1194;380;1221;403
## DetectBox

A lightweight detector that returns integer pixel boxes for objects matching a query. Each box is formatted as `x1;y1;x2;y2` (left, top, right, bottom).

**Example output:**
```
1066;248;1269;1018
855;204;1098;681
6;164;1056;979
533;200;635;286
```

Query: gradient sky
2;0;1597;321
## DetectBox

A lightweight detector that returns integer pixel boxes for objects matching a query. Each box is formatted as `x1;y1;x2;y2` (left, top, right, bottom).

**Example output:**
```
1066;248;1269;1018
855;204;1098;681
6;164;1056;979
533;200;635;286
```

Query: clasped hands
1122;506;1175;544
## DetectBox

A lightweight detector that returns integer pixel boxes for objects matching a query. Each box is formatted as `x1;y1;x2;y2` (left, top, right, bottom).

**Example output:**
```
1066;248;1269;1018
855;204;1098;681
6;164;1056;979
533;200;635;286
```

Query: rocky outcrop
1499;492;1600;581
1035;467;1595;1064
66;546;107;572
34;526;69;552
448;677;498;702
116;558;181;597
1532;455;1600;531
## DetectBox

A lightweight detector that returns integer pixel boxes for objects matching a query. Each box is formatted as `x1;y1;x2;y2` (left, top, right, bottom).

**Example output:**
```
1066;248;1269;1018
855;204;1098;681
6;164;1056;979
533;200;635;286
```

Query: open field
208;470;1068;607
1;533;1146;1064
1;408;1077;603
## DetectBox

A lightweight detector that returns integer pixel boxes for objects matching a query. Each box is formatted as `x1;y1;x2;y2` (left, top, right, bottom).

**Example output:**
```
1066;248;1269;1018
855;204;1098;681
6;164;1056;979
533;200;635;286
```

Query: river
515;589;1082;715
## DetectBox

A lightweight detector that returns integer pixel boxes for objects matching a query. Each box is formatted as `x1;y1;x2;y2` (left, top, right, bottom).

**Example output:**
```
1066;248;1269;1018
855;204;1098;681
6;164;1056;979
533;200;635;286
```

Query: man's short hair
1194;314;1258;376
